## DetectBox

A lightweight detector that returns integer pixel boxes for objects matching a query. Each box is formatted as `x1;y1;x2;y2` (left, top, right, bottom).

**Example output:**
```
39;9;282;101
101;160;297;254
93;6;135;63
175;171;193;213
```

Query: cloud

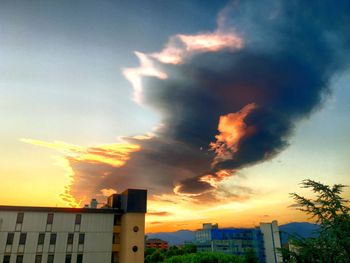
21;138;140;167
23;0;350;207
147;211;173;217
99;188;117;197
21;138;141;205
151;30;242;65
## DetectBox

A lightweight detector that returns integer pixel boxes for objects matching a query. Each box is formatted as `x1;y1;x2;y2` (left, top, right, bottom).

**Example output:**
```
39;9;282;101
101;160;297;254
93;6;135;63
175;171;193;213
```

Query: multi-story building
0;189;146;263
195;221;283;263
145;238;169;250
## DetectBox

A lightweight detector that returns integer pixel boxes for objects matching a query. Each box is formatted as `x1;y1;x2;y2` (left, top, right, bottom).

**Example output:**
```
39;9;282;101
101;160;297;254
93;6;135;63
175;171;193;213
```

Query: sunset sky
1;0;350;232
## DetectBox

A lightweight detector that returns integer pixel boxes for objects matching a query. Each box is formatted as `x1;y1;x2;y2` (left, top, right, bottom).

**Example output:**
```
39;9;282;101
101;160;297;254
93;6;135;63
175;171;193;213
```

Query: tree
163;252;243;263
244;249;259;263
285;179;350;263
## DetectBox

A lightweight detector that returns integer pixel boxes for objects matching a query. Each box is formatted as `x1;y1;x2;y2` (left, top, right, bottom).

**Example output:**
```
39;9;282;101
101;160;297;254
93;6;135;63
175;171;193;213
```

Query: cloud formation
24;0;350;207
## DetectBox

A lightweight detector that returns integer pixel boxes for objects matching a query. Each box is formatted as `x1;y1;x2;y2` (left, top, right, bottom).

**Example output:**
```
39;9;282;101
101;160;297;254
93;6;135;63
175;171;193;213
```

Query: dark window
77;254;83;263
132;245;138;252
38;233;45;245
67;233;74;244
16;255;23;263
16;213;24;224
79;233;85;244
113;215;121;226
47;255;54;263
113;233;120;244
50;233;57;245
65;254;71;263
47;213;54;224
75;214;81;225
3;255;10;263
6;233;14;245
35;255;42;263
19;233;27;245
111;253;119;263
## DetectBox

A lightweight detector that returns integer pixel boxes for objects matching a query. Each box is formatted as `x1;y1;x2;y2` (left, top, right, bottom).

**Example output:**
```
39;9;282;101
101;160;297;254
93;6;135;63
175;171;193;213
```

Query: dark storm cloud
68;0;350;202
138;0;350;195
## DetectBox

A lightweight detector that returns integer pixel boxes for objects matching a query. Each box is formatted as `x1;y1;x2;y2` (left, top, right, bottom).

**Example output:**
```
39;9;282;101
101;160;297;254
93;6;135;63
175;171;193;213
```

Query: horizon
1;0;349;233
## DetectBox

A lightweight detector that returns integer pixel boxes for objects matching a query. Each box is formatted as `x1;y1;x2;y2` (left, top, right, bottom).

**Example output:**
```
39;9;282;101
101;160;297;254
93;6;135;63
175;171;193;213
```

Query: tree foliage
284;179;350;263
145;245;246;263
163;252;243;263
145;245;198;263
244;249;259;263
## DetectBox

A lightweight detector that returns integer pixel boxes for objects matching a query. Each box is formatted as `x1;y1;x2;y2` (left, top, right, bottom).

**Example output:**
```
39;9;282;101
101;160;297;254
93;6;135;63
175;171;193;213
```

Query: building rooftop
0;205;121;214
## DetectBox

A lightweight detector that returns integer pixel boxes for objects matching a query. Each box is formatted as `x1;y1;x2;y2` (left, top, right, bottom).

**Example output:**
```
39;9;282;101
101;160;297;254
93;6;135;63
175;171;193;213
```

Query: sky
1;0;349;232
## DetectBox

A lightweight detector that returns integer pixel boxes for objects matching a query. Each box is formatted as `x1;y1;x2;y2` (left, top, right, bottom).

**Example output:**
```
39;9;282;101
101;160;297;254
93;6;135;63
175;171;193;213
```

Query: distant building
195;221;283;263
0;189;147;263
146;238;169;250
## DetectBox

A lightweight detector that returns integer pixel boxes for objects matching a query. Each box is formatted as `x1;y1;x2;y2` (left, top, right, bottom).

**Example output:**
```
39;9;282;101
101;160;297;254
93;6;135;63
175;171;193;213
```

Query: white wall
260;220;283;263
0;210;114;263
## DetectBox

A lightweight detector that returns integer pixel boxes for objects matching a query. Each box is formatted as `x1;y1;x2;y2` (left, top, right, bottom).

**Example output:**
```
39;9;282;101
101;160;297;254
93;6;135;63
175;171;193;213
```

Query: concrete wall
119;213;145;263
260;220;283;263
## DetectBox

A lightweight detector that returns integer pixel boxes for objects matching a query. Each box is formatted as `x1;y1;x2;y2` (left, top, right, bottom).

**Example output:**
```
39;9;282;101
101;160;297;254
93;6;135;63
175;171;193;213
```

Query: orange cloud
210;103;257;164
199;169;233;189
100;188;117;197
21;138;141;206
21;138;140;167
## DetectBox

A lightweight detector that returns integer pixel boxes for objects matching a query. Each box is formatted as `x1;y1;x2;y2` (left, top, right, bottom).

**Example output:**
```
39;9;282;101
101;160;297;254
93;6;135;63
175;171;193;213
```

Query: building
145;238;169;250
195;221;282;263
0;189;147;263
259;221;283;263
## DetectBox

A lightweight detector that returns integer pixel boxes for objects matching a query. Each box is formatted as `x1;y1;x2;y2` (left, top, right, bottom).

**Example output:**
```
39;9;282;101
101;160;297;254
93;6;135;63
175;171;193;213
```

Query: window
65;254;71;263
35;255;42;263
19;233;27;245
3;255;10;263
16;213;24;224
47;255;54;263
76;254;83;263
38;233;45;245
16;255;23;263
78;233;85;244
111;253;119;263
47;213;54;224
50;233;57;245
113;233;120;244
114;215;121;225
6;233;14;245
67;233;74;244
75;214;81;225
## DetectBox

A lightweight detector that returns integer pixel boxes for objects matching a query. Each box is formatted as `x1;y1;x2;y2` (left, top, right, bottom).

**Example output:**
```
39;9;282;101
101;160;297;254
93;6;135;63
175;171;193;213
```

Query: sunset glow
1;0;349;234
210;103;257;163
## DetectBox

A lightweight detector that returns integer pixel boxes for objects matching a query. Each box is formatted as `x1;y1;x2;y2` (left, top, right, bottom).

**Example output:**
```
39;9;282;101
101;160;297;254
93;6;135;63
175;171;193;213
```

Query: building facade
0;189;146;263
195;221;282;263
145;238;169;250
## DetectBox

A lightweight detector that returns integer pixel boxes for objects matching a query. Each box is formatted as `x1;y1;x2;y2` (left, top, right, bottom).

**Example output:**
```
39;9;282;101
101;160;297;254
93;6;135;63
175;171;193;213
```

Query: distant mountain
146;222;320;246
279;222;320;245
146;230;195;246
